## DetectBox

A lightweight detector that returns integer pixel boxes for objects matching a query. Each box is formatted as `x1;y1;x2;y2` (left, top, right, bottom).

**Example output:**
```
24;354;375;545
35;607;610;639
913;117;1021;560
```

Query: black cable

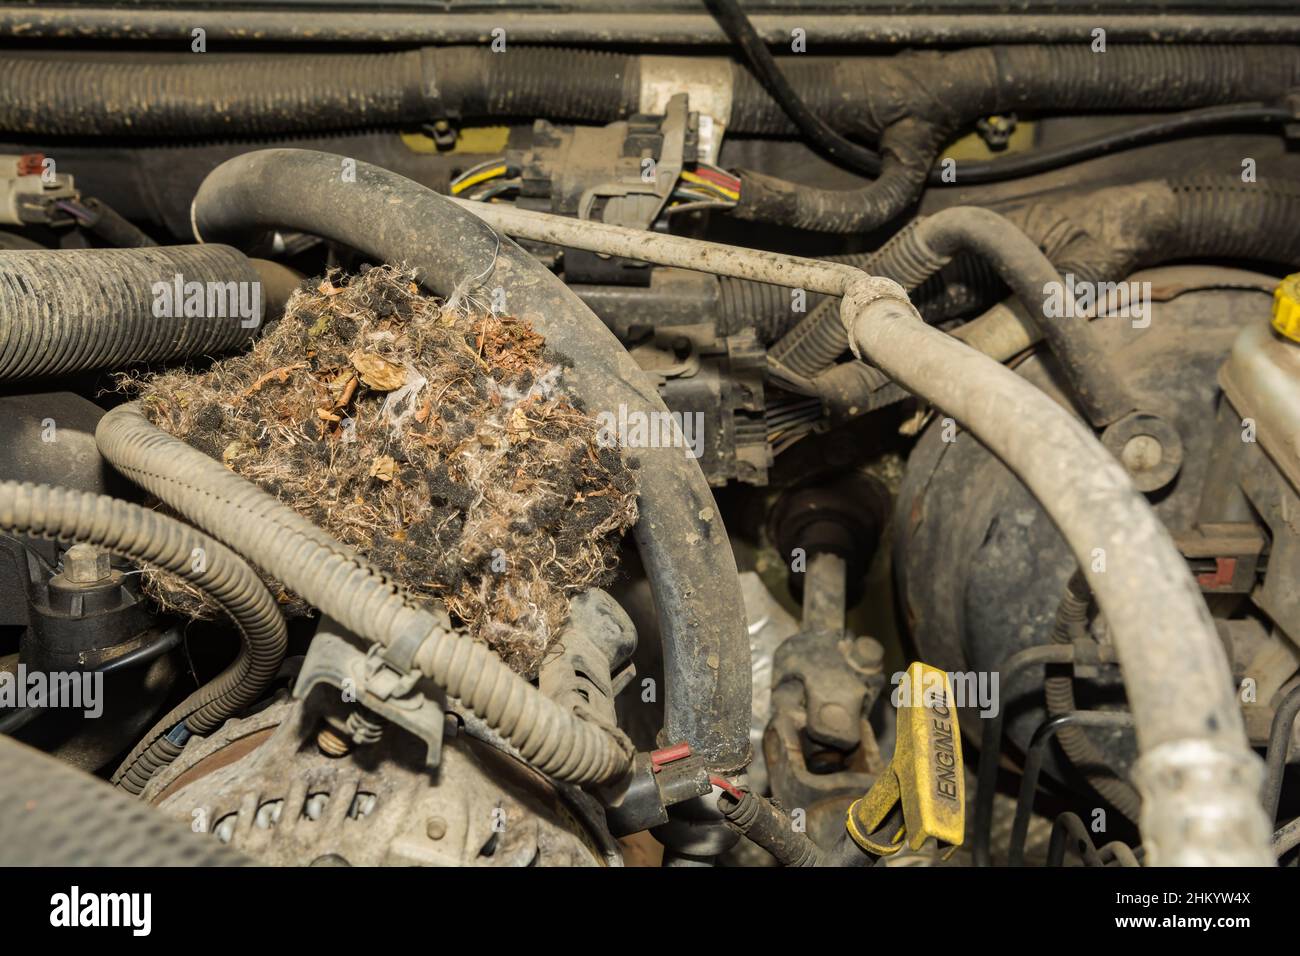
704;0;883;177
0;706;41;735
929;103;1296;186
1047;812;1105;867
1009;710;1134;867
1264;682;1300;823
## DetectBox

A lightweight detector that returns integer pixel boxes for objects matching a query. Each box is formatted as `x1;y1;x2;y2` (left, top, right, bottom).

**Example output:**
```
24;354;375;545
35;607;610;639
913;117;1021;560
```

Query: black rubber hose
770;177;1300;415
0;47;641;138
1044;570;1142;821
931;103;1297;186
0;244;261;380
718;789;825;867
704;0;882;177
97;402;635;786
897;207;1133;425
734;117;939;234
6;44;1296;152
1163;178;1300;264
181;148;751;772
729;45;1300;232
0;481;287;794
765;206;1096;375
913;179;1300;319
0;734;248;865
1046;811;1105;866
771;207;1135;426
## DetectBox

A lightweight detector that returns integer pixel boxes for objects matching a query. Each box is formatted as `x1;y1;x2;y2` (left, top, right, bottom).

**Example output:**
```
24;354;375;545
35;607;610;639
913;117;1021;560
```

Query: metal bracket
294;626;445;769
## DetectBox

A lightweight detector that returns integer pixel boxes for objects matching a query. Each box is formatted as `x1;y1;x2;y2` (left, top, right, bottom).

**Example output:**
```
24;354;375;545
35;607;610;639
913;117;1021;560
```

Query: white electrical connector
0;153;78;226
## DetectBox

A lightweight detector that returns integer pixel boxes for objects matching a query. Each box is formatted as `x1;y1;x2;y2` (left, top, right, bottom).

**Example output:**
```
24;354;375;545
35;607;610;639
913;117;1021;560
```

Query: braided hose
95;403;634;786
0;481;287;793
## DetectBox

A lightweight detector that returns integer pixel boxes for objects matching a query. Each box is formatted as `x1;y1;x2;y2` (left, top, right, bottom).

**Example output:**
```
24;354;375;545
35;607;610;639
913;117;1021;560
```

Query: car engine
0;0;1298;886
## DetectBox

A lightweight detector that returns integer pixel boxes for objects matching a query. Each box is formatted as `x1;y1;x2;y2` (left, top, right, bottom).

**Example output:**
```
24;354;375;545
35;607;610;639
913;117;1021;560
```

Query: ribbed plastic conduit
0;481;286;793
95;403;634;786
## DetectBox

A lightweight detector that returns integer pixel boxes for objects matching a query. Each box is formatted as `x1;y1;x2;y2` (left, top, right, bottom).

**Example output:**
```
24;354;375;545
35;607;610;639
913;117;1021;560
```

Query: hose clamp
366;643;422;701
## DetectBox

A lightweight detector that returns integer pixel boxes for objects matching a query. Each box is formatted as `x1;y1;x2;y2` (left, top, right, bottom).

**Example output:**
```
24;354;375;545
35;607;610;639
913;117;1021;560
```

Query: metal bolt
818;702;854;734
850;635;885;671
426;817;448;840
62;543;111;584
1120;434;1164;474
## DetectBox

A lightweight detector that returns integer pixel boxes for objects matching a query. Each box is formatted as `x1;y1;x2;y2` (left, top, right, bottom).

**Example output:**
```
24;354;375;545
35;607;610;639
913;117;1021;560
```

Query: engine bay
0;1;1298;890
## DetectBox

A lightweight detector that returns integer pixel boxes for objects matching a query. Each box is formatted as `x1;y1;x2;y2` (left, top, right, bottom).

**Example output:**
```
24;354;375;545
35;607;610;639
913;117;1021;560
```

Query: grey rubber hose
764;178;1300;380
771;207;1135;427
0;735;247;866
0;481;287;794
0;245;261;380
95;403;634;786
839;282;1270;866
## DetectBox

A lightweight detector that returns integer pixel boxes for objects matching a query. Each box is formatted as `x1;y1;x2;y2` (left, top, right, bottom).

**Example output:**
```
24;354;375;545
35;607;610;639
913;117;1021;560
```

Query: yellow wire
679;170;740;201
450;165;507;195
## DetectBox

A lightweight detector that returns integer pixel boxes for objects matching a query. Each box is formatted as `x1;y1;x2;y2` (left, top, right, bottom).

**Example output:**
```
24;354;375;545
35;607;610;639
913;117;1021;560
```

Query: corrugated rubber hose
0;47;640;138
0;481;287;794
4;43;1297;233
0;734;247;865
718;789;825;866
95;403;636;786
0;244;261;380
728;45;1300;232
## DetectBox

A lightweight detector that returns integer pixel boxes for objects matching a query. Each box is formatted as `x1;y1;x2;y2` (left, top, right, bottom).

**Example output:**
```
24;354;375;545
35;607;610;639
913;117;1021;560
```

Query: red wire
691;165;741;191
710;774;744;799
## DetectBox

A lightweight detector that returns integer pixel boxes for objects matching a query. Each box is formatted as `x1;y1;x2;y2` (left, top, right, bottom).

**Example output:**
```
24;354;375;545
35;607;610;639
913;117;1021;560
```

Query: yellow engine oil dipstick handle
845;661;965;858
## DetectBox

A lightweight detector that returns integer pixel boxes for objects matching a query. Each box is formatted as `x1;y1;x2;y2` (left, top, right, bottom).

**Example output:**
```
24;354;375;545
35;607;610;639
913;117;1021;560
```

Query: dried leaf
507;405;532;439
350;350;407;391
369;455;397;482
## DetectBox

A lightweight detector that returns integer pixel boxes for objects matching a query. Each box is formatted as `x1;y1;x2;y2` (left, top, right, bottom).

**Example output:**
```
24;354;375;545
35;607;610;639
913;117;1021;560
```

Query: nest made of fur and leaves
121;264;640;678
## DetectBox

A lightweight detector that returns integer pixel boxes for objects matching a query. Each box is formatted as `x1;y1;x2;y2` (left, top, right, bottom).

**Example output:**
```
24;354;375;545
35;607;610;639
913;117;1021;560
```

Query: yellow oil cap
1273;273;1300;343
